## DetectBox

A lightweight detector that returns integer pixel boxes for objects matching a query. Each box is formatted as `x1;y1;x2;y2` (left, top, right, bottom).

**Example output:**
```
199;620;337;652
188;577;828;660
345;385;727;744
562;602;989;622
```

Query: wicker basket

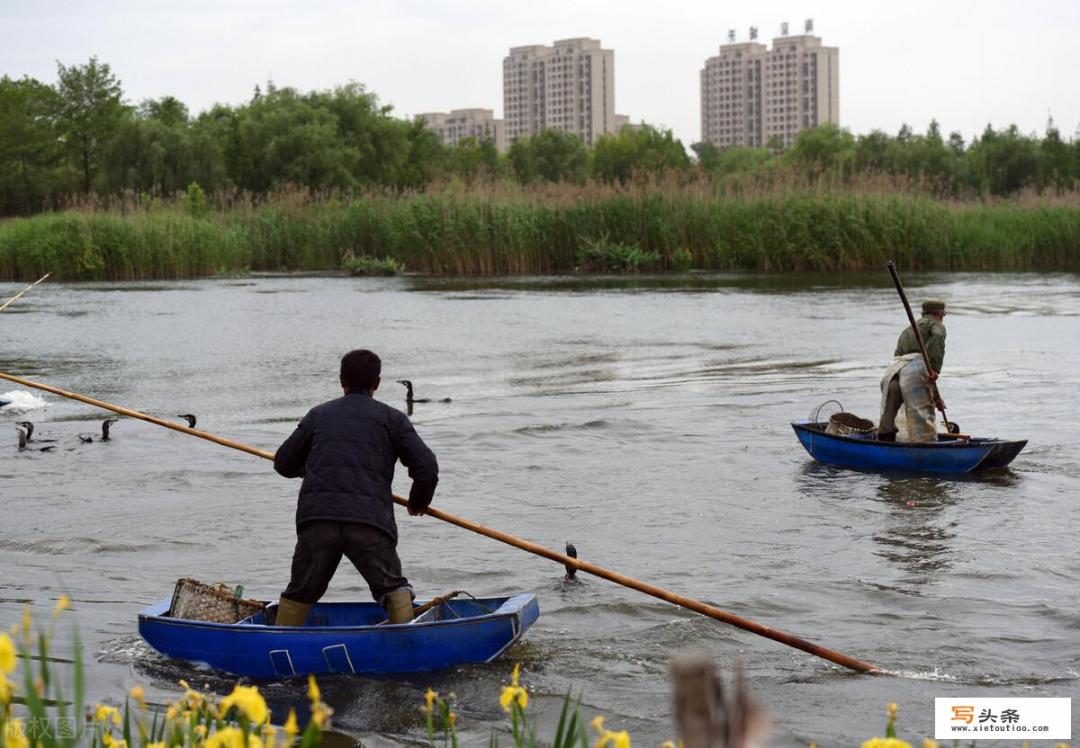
169;578;265;624
825;412;876;437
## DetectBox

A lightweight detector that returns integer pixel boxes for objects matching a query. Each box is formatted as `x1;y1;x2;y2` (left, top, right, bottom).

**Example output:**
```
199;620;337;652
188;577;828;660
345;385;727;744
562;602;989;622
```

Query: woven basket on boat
169;578;265;624
825;412;876;437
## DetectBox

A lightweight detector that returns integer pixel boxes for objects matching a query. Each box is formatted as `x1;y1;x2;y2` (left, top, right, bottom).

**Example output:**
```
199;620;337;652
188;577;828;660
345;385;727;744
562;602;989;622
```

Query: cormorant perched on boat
16;421;57;443
16;426;55;452
177;414;197;428
396;380;452;405
564;542;578;580
78;418;119;443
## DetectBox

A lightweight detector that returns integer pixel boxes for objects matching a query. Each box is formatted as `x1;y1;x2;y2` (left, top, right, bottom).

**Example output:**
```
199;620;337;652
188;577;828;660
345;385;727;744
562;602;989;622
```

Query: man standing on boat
272;349;439;626
878;299;947;443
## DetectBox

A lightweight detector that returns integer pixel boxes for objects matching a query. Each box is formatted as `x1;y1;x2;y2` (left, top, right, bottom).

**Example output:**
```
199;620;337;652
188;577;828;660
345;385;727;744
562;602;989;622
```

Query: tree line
2;57;1079;216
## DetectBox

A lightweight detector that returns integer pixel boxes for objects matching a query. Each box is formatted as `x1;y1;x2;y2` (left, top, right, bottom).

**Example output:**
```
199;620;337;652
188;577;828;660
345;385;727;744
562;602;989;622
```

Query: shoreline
2;189;1078;281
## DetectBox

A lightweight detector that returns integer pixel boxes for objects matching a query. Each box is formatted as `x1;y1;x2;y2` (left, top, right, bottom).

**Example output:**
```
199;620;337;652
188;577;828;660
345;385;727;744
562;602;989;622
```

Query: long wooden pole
0;370;882;675
885;261;953;433
0;274;51;313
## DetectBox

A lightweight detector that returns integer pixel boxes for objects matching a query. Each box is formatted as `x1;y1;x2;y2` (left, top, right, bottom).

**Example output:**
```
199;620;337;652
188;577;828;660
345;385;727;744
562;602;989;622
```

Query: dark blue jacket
273;392;438;540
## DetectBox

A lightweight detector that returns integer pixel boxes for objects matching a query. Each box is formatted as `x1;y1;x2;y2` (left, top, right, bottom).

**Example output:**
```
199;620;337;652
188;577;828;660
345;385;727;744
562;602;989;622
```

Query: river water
1;273;1077;746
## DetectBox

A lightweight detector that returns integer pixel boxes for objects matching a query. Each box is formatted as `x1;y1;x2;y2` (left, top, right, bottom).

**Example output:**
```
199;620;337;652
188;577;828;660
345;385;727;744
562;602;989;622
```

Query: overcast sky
2;0;1078;146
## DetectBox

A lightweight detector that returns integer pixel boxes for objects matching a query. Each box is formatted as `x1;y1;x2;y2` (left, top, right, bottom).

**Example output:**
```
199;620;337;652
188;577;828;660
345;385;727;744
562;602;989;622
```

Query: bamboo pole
885;261;954;433
0;370;882;675
0;274;51;313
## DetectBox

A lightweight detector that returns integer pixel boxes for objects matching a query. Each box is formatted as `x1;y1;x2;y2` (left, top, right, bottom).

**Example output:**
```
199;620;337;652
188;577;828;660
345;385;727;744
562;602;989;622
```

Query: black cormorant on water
16;426;55;452
16;421;57;443
78;418;119;443
396;380;451;405
564;542;578;581
177;414;197;428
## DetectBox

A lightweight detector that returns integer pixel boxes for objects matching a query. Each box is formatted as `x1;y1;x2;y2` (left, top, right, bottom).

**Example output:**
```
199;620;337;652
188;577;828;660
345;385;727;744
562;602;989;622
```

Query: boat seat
408;608;438;624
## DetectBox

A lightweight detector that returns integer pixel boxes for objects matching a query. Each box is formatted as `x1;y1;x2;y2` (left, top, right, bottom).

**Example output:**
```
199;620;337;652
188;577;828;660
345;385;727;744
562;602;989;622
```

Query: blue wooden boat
139;593;539;678
791;419;1027;474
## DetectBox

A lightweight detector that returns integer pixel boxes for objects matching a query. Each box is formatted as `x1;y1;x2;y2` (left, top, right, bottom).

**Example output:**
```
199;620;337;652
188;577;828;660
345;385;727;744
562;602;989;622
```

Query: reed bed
1;184;1078;280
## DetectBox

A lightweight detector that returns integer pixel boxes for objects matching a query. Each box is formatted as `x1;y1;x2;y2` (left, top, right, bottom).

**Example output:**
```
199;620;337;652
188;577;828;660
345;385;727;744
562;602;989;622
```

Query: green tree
592;125;689;183
449;136;499;182
139;95;189;127
786;123;855;172
0;75;62;214
398;119;447;188
508;130;589;184
966;124;1041;195
690;141;721;172
1039;119;1073;192
53;57;127;193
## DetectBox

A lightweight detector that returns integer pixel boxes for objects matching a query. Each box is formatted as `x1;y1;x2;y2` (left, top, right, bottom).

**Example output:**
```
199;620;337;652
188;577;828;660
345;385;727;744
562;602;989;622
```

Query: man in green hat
878;299;947;442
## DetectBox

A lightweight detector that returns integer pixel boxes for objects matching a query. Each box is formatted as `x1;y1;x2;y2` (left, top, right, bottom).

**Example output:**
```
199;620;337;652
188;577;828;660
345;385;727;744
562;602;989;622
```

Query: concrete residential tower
701;24;838;149
503;37;615;146
415;109;507;152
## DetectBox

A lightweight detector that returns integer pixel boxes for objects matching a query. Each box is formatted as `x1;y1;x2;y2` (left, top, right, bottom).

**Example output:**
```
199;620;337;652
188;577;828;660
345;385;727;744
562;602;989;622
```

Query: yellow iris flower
3;718;29;748
283;708;299;742
307;675;320;703
219;684;270;724
53;594;71;619
596;729;631;748
0;633;15;673
499;685;528;713
499;662;527;712
95;704;122;725
861;739;912;748
311;704;332;730
204;727;249;748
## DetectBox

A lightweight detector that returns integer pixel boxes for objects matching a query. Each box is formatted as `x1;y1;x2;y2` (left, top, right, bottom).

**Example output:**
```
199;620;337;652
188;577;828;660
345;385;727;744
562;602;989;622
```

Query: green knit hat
921;299;946;314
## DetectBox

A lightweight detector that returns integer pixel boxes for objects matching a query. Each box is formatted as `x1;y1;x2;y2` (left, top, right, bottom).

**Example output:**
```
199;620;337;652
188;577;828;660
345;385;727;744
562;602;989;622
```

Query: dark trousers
282;521;411;607
879;373;904;433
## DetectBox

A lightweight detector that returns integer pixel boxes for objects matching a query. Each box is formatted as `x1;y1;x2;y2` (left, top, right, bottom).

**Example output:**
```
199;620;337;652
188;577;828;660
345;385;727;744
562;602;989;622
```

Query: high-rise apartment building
415;109;507;152
701;27;838;149
503;37;615;146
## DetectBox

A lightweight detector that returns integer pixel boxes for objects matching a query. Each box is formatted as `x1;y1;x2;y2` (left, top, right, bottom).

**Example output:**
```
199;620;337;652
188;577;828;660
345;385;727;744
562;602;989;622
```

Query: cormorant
15;421;57;443
16;426;55;452
564;542;578;580
396;380;451;405
78;418;119;443
177;414;197;428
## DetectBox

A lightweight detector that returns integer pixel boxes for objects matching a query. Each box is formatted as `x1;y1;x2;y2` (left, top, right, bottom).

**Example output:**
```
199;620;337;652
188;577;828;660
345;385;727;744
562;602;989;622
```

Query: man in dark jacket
273;349;439;626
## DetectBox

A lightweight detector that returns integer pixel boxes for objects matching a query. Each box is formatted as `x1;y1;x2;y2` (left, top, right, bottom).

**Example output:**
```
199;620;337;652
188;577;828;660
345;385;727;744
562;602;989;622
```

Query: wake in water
0;390;47;413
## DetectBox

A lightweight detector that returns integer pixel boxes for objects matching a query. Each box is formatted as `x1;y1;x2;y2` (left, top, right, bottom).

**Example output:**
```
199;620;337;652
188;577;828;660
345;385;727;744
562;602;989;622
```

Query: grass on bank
0;183;1078;281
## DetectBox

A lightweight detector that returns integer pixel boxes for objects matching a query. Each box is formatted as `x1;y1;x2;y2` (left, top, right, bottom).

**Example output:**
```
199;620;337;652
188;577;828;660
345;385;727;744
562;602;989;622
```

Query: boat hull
138;594;539;678
791;420;1026;474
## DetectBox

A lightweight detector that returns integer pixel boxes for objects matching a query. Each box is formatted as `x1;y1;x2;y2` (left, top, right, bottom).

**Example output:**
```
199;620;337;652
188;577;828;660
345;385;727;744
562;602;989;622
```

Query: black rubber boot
877;431;897;443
